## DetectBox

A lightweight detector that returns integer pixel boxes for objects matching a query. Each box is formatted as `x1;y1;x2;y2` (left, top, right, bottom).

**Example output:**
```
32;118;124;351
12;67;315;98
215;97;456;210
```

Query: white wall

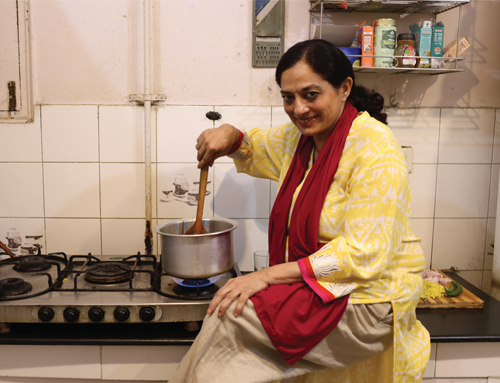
0;0;499;280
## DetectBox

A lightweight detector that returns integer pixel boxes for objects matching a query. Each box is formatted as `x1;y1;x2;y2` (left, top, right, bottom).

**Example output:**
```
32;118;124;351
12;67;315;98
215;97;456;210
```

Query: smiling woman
171;39;430;383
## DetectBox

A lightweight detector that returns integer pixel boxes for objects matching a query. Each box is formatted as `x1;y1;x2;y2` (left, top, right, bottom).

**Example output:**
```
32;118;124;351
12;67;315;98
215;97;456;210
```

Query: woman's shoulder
348;111;401;154
350;111;391;138
256;121;301;147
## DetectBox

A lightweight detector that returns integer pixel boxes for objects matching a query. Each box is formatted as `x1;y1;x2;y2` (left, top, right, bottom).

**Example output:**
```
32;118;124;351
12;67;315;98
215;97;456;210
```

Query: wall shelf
309;0;470;16
309;0;470;75
353;67;463;74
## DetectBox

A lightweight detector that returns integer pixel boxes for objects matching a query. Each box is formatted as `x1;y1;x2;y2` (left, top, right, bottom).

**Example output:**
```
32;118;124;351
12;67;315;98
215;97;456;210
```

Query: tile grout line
97;105;103;257
482;110;498;288
429;108;442;269
40;105;48;254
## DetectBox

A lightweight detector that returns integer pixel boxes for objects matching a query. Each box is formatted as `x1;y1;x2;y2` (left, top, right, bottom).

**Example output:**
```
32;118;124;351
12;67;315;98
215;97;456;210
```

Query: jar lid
373;18;397;27
397;33;416;41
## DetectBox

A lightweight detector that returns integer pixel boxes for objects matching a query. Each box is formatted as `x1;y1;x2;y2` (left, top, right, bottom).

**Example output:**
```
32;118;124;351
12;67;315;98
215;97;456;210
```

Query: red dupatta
250;102;358;365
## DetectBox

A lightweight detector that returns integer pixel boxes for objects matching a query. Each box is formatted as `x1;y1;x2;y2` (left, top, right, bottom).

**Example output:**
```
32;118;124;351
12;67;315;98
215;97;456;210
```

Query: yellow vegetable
421;281;445;299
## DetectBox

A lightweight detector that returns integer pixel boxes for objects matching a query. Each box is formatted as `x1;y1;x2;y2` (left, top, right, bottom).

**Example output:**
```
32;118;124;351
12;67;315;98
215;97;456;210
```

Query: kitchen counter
417;272;500;343
0;272;498;345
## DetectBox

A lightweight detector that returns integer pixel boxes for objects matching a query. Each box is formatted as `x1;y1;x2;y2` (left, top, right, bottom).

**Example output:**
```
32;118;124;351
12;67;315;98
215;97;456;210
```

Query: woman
171;39;430;383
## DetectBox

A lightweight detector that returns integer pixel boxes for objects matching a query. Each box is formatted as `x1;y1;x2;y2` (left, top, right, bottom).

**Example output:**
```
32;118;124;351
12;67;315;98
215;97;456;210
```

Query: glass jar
395;33;419;68
373;18;397;68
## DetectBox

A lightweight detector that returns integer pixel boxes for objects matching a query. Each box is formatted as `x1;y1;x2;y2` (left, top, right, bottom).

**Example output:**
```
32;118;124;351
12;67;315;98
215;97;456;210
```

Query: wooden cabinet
0;0;33;122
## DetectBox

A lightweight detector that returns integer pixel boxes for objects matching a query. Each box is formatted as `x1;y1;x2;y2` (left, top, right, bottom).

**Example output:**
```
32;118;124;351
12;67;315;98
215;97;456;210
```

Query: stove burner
0;278;32;296
84;263;132;284
176;278;214;288
173;280;219;298
13;256;52;272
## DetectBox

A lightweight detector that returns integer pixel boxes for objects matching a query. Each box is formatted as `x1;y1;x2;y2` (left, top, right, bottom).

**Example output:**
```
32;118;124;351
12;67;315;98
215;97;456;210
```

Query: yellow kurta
230;112;430;383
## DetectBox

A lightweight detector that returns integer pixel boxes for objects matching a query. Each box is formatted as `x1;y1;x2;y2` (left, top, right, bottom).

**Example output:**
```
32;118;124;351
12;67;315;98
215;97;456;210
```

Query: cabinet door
0;0;32;122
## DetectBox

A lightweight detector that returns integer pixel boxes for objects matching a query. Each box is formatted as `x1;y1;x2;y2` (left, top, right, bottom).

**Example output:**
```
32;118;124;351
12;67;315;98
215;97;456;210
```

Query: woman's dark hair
275;39;387;124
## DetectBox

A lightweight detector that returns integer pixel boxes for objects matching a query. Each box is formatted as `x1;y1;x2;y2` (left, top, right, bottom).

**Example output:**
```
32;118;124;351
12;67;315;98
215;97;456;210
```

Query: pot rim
154;217;239;237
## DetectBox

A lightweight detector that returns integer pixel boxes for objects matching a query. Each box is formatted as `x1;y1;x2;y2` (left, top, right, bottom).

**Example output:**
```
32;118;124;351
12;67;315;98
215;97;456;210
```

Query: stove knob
63;307;80;322
139;306;156;322
88;307;105;323
38;306;54;322
114;306;130;322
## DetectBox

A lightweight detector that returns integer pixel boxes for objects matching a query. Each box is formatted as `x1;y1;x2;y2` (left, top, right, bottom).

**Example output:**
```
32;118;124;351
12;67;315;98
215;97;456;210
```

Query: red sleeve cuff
227;130;244;155
298;257;337;304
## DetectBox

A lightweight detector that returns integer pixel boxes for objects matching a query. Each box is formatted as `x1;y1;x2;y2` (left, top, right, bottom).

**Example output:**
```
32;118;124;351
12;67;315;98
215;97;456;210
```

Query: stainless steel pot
155;218;239;279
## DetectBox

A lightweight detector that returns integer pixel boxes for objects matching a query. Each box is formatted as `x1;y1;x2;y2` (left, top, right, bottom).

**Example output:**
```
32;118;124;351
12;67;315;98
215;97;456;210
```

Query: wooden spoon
184;165;209;235
0;240;15;257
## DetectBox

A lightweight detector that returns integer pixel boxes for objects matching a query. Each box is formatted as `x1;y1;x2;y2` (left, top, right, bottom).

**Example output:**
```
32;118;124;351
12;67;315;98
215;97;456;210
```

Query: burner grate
84;263;132;284
13;256;52;272
57;253;158;292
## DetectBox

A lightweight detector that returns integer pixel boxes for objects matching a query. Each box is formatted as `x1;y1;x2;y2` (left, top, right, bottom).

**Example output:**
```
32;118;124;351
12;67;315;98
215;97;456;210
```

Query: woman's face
280;60;352;151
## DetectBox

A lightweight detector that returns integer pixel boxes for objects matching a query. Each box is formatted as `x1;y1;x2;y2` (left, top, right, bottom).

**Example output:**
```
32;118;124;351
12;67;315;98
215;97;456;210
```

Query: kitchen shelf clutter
309;0;470;75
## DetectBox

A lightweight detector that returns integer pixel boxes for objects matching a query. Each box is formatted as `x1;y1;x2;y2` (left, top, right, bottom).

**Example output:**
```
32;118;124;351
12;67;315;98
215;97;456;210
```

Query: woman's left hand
207;271;270;318
207;262;303;318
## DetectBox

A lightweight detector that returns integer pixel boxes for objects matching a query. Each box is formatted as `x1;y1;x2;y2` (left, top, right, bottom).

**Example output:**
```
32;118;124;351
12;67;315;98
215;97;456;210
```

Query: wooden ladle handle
195;165;209;225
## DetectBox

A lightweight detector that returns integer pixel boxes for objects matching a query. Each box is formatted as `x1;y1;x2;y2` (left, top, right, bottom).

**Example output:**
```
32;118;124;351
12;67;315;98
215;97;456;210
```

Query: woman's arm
207;262;303;318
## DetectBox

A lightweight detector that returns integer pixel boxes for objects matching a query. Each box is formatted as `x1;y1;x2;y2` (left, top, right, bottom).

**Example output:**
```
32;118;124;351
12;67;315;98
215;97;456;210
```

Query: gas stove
0;251;240;324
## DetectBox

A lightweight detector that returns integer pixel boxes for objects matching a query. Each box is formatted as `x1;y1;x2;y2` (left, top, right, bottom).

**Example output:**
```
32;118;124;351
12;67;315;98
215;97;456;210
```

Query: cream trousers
170;300;393;383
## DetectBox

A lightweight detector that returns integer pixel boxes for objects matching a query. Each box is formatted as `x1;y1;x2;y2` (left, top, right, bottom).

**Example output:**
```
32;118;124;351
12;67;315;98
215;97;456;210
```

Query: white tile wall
233;218;270;272
216;106;272;131
99;105;156;163
45;218;101;255
432;219;487;270
101;345;190;381
494;109;500;163
489;164;500;218
100;163;156;218
43;163;100;218
485;218;495;269
456;270;483;290
102;218;157;256
438;109;495;164
435;342;500;378
435;164;490;218
41;105;99;162
387;108;440;164
0;163;44;217
0;105;42;162
0;345;101;379
483;270;492;294
409;164;437;218
157;106;213;163
214;163;271;219
1;105;499;290
423;343;437;378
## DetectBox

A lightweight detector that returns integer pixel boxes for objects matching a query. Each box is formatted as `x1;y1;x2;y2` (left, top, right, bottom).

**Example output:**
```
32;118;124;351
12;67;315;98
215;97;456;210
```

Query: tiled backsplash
0;105;499;284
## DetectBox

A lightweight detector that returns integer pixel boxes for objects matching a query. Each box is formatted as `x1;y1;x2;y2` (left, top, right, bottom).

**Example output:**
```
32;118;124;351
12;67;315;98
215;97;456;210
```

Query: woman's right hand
196;124;240;168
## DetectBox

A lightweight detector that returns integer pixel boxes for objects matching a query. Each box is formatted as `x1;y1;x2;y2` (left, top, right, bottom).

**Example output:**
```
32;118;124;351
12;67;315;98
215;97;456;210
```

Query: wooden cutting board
417;271;484;309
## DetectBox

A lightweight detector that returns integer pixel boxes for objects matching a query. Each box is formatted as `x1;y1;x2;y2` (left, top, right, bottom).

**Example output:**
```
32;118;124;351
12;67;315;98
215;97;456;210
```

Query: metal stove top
0;252;240;324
